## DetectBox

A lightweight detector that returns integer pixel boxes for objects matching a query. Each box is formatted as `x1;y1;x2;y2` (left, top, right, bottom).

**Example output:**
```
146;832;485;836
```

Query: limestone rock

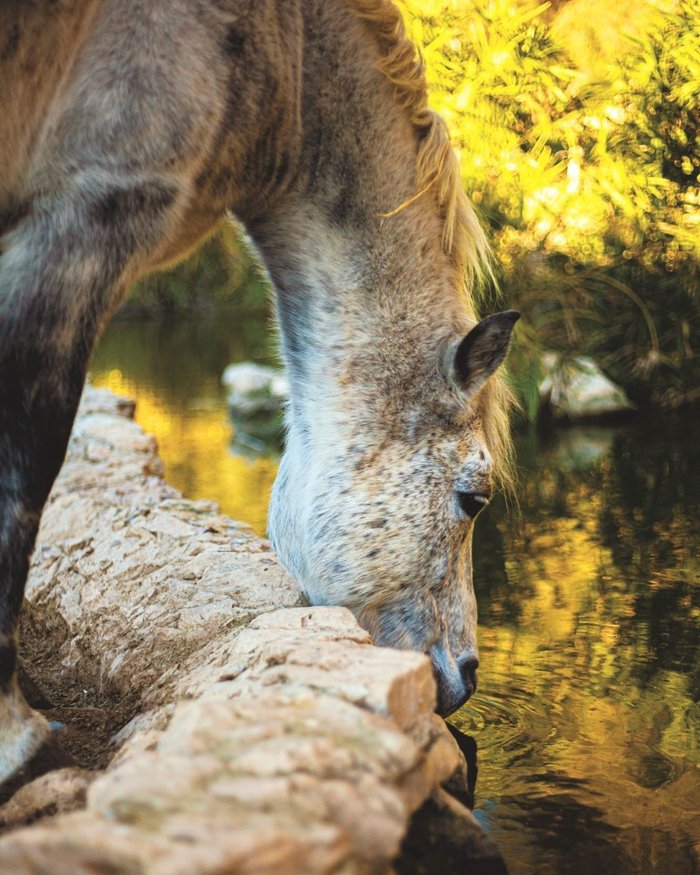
0;386;502;874
0;769;94;831
221;362;287;452
25;388;301;709
539;354;635;420
222;362;288;415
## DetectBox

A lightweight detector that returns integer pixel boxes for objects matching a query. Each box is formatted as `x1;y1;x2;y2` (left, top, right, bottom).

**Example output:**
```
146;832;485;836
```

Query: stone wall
0;388;502;874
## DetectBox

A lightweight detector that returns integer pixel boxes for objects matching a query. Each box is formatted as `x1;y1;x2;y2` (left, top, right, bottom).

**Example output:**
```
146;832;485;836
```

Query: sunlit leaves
398;0;700;410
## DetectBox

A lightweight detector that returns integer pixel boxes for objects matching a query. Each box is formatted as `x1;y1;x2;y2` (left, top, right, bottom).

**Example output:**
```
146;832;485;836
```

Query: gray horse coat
0;0;517;785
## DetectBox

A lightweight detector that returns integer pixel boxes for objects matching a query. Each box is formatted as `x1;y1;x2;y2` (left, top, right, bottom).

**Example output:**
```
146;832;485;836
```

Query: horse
0;0;518;788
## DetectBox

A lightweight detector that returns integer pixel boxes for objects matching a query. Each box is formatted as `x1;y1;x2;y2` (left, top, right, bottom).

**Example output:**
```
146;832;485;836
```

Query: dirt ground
5;602;139;804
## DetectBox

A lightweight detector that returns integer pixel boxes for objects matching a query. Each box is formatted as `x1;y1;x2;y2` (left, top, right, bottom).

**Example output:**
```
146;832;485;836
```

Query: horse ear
454;310;520;393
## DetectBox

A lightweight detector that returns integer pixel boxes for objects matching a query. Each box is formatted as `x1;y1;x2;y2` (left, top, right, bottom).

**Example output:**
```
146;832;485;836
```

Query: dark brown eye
457;492;490;519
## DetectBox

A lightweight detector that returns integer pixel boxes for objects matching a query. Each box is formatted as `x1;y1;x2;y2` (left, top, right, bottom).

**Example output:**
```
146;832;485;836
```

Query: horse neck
246;1;469;448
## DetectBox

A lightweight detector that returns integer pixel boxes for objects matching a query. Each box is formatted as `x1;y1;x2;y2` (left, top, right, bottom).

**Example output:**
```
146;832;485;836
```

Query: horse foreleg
0;177;182;786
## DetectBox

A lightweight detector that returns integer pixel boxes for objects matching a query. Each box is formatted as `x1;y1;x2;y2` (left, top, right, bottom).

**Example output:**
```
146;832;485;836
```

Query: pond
90;314;699;875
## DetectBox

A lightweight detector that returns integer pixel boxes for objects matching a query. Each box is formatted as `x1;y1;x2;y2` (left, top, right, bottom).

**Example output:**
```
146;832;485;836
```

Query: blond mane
348;0;516;492
348;0;491;300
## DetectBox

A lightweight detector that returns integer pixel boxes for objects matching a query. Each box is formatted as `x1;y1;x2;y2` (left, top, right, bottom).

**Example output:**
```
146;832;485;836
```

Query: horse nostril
432;653;480;716
459;656;479;696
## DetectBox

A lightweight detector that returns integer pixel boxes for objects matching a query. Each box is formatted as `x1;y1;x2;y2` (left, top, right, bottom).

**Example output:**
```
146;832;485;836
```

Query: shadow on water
90;314;700;875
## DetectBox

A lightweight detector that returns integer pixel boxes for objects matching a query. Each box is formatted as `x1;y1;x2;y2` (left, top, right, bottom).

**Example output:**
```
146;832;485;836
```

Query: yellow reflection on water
90;368;278;536
461;465;700;874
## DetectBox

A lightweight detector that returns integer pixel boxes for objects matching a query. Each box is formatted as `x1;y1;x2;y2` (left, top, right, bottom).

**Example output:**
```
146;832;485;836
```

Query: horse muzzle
433;653;479;717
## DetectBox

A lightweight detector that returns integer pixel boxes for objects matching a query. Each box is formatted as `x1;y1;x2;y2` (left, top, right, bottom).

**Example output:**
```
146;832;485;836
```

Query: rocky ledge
0;387;504;874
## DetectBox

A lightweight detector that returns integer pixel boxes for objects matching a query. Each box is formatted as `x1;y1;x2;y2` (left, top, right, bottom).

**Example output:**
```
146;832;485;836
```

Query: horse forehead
398;402;485;449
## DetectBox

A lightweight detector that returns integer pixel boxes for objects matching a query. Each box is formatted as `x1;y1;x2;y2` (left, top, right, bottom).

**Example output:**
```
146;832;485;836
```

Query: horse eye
456;492;490;519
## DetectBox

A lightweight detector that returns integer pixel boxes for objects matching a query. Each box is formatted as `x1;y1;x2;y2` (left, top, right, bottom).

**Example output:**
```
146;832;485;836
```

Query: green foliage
123;223;270;318
401;0;700;410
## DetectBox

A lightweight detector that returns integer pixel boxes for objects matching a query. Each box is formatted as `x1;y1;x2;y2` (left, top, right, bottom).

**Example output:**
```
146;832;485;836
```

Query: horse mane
348;0;491;299
347;0;516;493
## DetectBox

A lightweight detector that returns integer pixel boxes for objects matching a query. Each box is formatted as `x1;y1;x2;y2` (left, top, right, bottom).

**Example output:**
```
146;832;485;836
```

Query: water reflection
89;318;699;874
90;317;280;535
459;417;700;874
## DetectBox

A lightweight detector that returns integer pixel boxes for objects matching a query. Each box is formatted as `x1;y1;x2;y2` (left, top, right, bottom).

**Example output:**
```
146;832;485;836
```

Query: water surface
90;315;278;534
90;316;699;875
460;424;699;874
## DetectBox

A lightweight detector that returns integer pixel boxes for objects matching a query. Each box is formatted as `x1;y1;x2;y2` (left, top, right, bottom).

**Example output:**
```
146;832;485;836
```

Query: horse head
269;311;518;715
